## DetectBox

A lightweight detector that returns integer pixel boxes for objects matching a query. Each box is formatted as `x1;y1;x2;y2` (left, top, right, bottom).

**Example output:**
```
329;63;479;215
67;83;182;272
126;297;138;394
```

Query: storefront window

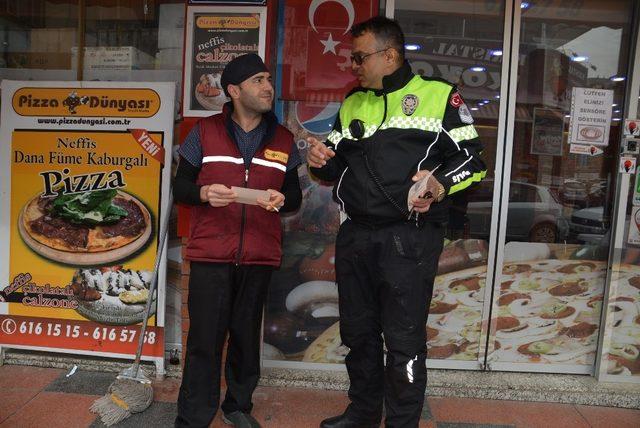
263;0;379;366
0;1;184;113
83;1;184;115
395;0;505;367
0;1;79;81
489;0;635;374
594;52;640;382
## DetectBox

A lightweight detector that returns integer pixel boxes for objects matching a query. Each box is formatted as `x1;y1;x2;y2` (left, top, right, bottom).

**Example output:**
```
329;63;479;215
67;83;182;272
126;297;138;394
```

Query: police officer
307;17;486;428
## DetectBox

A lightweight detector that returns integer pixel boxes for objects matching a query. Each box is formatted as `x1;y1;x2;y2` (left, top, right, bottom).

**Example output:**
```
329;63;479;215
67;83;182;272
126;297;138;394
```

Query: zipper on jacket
363;93;388;215
335;166;349;212
236;168;249;265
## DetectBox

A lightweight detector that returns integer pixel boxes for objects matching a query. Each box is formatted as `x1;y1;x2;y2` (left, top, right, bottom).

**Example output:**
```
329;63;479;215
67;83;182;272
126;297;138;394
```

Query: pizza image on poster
285;241;609;369
603;263;640;376
19;190;151;262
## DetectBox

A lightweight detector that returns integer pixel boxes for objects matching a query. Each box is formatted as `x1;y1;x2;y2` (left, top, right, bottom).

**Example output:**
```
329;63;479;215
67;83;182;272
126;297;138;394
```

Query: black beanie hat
220;53;269;96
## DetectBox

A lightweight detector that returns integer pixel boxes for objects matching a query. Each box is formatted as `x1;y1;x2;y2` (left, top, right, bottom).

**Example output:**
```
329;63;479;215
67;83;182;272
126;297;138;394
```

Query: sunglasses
350;48;389;65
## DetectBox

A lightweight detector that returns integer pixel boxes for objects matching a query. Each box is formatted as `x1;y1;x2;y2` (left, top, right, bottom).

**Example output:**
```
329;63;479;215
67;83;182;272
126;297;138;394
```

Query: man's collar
222;101;278;143
376;61;414;95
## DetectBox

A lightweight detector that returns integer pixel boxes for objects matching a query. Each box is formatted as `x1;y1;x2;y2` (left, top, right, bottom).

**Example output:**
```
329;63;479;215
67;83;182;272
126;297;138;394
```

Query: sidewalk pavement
1;365;638;428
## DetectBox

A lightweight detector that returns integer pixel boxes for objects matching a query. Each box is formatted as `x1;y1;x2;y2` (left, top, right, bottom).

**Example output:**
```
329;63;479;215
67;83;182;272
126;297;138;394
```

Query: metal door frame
488;0;640;376
477;0;591;375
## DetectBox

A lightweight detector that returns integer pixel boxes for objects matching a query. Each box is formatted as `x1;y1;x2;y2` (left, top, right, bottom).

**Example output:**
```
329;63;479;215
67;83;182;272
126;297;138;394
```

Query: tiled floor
0;365;638;428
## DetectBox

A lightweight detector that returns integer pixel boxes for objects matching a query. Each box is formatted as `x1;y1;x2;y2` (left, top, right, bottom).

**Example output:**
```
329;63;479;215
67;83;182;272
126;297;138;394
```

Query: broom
91;192;173;426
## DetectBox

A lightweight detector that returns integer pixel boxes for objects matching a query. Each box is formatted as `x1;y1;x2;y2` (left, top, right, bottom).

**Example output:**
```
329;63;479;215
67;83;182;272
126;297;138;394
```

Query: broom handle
132;190;173;373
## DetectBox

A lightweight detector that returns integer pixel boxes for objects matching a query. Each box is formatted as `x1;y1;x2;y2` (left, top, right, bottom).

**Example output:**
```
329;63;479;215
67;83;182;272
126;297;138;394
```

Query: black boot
320;413;380;428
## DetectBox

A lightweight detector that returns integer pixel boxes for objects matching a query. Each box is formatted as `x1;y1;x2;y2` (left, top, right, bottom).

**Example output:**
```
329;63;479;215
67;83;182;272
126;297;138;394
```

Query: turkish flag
280;0;378;102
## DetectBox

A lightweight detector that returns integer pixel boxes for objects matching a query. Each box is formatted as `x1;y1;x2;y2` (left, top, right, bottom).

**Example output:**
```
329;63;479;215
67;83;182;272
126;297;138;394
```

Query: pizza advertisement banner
0;81;175;366
182;5;267;117
262;100;342;366
597;261;640;382
486;242;607;373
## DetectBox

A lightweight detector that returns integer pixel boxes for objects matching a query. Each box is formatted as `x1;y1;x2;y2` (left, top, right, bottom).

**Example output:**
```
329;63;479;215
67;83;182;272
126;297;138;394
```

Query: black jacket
310;62;486;225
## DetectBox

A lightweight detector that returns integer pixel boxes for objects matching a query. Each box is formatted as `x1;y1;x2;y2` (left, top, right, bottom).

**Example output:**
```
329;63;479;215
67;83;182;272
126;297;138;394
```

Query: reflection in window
0;1;79;80
0;0;185;96
83;1;184;114
395;0;505;242
510;0;634;246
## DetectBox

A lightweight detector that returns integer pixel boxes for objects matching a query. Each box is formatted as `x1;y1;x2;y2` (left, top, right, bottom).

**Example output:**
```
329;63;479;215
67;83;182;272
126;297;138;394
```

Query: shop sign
0;81;175;364
568;87;613;146
531;108;564;156
410;44;588;107
11;87;161;118
183;5;266;117
408;39;504;102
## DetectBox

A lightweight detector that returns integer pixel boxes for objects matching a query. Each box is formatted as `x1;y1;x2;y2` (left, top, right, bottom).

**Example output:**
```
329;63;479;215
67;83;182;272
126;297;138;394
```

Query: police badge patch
458;103;474;124
450;92;463;108
401;94;419;116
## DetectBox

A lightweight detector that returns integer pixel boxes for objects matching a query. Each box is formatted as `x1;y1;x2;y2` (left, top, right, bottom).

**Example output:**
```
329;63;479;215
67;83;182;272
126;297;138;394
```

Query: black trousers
175;262;273;428
335;219;444;428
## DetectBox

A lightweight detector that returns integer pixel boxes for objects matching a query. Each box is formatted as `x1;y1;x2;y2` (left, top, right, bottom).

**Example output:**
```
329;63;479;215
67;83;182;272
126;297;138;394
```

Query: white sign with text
569;87;613;146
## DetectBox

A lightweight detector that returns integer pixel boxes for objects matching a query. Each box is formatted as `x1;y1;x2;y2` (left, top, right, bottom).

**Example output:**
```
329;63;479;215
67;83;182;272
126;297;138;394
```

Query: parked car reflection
464;180;569;243
569;206;610;243
558;179;608;208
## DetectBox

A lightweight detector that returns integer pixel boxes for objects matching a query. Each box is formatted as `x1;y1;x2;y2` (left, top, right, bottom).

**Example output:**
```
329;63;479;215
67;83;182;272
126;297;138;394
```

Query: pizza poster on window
182;5;266;117
0;81;174;363
598;261;640;380
485;242;606;370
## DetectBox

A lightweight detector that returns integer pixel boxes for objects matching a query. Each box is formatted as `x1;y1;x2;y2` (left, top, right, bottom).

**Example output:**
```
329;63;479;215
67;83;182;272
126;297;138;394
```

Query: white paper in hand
407;171;434;213
231;186;270;205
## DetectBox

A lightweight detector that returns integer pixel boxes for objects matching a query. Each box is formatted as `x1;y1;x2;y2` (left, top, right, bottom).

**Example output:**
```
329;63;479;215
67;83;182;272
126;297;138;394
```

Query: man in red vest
174;54;302;428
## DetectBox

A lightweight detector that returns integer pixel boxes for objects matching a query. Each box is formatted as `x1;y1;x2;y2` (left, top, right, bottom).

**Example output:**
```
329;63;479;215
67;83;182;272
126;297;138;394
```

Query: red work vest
186;107;293;266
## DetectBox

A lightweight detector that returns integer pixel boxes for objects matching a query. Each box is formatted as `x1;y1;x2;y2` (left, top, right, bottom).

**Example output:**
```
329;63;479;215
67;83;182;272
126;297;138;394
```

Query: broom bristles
90;394;132;426
90;378;154;426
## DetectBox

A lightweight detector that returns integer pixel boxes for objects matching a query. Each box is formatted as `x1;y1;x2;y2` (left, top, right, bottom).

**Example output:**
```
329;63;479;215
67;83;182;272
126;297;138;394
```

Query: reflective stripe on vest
203;155;244;165
203;155;286;172
252;157;286;172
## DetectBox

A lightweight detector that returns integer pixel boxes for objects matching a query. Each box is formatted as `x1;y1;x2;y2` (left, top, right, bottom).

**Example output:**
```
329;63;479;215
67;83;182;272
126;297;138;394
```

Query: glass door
595;8;640;383
488;0;637;374
261;0;639;377
393;0;509;370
